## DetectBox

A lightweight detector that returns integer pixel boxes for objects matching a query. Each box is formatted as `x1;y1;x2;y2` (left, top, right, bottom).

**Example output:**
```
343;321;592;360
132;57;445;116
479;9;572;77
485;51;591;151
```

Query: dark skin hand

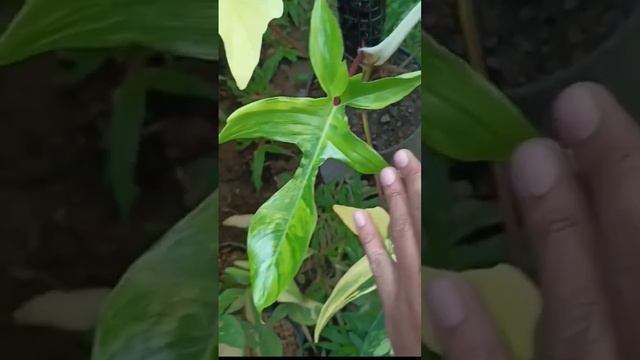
352;149;422;356
425;82;640;359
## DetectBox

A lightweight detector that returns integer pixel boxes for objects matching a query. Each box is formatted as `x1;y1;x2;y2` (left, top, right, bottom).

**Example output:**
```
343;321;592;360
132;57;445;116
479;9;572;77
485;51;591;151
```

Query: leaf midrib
262;101;338;299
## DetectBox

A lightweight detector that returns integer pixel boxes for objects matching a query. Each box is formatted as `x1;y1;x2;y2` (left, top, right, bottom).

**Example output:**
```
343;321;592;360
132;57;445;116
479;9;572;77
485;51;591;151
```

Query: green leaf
92;191;217;360
251;143;292;191
0;0;217;66
251;146;267;191
255;324;284;356
265;304;290;327
223;267;250;286
285;302;319;326
108;78;146;216
219;288;246;315
108;69;215;216
219;314;245;355
219;96;388;315
342;71;422;110
309;0;348;97
314;256;377;342
422;33;538;161
360;312;391;356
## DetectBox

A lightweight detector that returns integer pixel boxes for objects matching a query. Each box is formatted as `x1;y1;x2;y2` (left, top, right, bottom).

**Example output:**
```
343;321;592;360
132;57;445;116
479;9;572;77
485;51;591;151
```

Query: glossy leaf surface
92;192;217;360
422;33;537;161
342;71;422;110
220;97;386;314
0;0;217;65
309;0;348;97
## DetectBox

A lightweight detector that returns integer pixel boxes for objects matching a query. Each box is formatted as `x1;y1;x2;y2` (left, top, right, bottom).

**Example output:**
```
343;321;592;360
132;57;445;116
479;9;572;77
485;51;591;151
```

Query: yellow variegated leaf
423;264;541;360
219;0;283;89
332;204;390;239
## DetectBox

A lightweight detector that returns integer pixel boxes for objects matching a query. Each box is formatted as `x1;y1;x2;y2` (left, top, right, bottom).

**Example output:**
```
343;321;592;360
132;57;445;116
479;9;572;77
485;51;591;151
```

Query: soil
0;53;216;359
424;0;636;88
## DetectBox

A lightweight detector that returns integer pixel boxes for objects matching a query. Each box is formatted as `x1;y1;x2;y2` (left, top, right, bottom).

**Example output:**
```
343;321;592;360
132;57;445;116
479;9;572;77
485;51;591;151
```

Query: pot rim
505;2;640;97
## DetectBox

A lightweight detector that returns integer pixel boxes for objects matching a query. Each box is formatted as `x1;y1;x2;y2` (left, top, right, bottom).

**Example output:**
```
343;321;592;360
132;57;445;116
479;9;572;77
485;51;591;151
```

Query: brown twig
358;64;386;206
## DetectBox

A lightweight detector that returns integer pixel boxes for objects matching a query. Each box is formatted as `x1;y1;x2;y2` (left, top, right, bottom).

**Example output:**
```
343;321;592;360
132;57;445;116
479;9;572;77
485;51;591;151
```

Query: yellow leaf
332;204;390;239
422;264;541;360
219;0;284;90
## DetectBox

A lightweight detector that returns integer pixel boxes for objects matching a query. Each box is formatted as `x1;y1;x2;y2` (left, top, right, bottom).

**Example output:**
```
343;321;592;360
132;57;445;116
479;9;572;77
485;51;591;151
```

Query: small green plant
219;0;421;316
219;260;315;356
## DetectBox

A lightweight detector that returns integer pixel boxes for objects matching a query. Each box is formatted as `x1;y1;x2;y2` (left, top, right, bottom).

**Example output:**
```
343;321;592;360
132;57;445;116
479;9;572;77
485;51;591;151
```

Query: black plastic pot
504;0;640;130
338;0;386;57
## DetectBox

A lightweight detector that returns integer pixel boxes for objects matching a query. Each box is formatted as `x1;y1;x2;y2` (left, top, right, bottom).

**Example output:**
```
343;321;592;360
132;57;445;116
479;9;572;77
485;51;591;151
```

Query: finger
425;275;511;360
393;149;422;239
511;138;618;360
554;82;640;358
380;167;420;275
353;210;395;302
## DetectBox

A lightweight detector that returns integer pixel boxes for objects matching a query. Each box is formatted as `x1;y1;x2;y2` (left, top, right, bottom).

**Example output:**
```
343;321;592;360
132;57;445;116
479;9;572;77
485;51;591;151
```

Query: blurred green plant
93;191;218;360
0;1;219;359
0;0;217;216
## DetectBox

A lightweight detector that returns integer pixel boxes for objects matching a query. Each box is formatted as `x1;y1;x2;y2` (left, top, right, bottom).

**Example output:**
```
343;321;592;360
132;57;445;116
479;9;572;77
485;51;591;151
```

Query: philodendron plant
219;0;421;315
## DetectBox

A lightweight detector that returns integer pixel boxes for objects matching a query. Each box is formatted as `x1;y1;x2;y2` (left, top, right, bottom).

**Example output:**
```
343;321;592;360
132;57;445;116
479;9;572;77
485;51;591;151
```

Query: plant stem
360;64;385;205
456;0;520;252
457;0;487;75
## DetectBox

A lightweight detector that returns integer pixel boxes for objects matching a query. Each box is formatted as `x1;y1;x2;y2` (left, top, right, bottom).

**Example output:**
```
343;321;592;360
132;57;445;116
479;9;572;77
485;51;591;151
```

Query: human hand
352;149;422;356
425;82;640;359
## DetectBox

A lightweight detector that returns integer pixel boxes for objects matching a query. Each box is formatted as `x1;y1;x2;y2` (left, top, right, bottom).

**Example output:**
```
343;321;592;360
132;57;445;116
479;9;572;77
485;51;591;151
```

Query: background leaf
255;324;284;356
108;69;215;216
360;312;391;356
422;33;537;161
92;192;218;360
314;255;377;342
219;0;283;89
0;0;217;65
219;314;245;356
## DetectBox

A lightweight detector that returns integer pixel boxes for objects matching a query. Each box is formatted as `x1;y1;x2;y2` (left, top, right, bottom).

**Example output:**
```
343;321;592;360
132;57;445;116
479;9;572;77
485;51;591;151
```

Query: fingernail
511;139;561;197
554;83;601;143
426;278;466;329
380;167;396;186
353;211;367;228
394;149;410;168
